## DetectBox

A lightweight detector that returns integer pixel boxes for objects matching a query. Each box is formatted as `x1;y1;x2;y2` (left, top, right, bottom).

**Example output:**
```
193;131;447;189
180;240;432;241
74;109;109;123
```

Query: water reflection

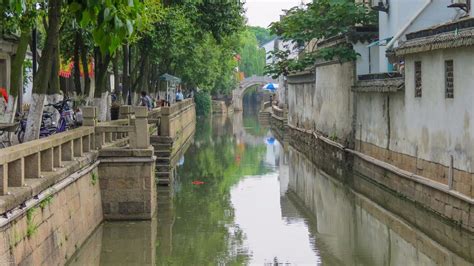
67;219;157;266
287;145;474;265
69;106;474;265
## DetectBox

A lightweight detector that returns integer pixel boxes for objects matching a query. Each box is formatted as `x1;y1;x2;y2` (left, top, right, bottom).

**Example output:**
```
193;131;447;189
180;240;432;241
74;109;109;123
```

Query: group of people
139;88;187;110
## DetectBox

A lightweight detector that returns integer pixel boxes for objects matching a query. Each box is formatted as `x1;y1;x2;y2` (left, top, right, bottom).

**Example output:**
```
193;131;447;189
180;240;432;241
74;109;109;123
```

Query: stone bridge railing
233;75;276;111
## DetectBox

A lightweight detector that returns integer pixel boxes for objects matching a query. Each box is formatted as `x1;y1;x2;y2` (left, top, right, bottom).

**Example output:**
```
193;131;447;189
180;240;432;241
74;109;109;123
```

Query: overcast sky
244;0;307;28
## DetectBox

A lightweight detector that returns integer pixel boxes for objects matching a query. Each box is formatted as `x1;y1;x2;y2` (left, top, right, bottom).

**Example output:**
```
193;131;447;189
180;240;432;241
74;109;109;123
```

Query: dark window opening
414;61;422;98
445;60;454;98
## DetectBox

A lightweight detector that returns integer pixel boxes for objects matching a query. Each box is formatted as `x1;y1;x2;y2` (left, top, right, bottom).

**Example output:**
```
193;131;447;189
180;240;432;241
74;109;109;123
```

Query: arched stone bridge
233;76;276;111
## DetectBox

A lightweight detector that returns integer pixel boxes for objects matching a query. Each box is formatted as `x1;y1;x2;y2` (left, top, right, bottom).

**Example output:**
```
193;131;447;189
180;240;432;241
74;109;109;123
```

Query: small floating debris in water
192;180;205;185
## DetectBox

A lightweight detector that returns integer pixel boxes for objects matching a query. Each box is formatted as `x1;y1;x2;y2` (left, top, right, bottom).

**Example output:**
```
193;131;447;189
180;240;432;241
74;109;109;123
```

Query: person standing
176;89;184;102
140;91;152;110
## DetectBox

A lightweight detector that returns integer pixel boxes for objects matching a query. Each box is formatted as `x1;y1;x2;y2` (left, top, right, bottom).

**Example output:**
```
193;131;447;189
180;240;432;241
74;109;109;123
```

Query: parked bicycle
17;98;78;143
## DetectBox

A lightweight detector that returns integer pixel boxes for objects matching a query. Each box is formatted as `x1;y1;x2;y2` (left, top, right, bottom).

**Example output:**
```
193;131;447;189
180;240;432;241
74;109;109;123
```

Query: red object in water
192;180;205;185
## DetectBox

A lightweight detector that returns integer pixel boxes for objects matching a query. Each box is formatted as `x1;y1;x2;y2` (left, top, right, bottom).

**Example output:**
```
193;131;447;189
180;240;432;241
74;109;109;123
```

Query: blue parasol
262;83;279;92
265;137;276;145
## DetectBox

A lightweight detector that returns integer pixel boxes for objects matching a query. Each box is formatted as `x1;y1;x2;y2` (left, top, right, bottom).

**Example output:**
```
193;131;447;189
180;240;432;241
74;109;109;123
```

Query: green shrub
194;90;212;116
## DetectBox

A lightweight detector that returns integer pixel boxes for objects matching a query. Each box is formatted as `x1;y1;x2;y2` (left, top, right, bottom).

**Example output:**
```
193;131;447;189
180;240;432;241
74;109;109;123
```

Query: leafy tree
265;0;376;78
238;29;266;77
194;90;211;116
248;26;275;46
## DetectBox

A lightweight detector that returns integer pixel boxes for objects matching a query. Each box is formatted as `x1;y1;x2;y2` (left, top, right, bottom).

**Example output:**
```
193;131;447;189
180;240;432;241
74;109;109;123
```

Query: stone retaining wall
287;133;474;263
285;125;474;233
98;148;156;220
0;163;103;265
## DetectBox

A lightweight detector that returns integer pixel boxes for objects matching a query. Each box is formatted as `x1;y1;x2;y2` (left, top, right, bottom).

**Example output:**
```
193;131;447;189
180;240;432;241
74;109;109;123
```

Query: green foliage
194;90;211;116
39;195;53;209
238;28;266;77
91;171;98;186
68;0;147;55
26;208;38;238
266;0;377;77
191;0;245;43
248;26;275;46
149;3;243;95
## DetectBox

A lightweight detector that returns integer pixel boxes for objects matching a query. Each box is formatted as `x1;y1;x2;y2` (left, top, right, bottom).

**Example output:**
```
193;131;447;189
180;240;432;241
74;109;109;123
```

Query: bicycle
17;98;78;143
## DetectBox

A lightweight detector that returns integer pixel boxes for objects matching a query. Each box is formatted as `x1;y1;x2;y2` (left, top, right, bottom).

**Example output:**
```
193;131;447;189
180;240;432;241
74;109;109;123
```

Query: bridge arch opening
232;76;276;112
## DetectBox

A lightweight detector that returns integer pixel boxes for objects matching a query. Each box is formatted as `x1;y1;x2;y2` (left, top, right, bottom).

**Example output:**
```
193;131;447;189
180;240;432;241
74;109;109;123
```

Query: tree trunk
122;44;130;104
48;33;61;96
137;54;150;93
73;32;82;95
24;0;61;141
10;29;30;98
7;29;30;124
94;49;111;98
94;49;111;121
112;52;121;103
79;35;91;97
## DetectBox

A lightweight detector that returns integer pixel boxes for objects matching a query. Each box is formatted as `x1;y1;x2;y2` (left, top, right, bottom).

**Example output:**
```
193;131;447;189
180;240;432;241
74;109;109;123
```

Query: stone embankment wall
0;163;102;265
152;99;196;185
0;106;157;264
287;144;474;264
287;62;355;144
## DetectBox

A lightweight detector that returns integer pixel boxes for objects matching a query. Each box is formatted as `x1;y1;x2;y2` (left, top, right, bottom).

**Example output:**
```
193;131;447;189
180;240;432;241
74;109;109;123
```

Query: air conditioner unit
448;0;469;12
371;0;389;13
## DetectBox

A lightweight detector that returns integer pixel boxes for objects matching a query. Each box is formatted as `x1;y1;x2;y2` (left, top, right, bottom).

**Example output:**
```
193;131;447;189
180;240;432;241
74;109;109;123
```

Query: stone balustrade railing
261;101;272;111
0;105;150;200
160;99;194;137
272;104;286;119
0;127;94;196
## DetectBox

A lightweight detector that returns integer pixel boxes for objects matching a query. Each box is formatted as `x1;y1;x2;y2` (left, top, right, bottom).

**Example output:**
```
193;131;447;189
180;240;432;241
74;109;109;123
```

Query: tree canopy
248;26;275;46
238;28;266;78
265;0;376;78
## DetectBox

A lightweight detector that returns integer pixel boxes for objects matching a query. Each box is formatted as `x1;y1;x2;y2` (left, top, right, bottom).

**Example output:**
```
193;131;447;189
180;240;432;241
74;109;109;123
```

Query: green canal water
69;110;474;265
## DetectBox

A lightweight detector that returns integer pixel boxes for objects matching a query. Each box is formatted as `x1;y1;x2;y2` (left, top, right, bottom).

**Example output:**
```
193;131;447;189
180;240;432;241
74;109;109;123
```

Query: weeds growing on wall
91;172;99;186
26;195;54;238
26;208;37;238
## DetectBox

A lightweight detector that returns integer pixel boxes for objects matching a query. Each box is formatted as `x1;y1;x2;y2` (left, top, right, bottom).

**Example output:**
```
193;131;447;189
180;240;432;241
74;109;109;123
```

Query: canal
68;109;474;265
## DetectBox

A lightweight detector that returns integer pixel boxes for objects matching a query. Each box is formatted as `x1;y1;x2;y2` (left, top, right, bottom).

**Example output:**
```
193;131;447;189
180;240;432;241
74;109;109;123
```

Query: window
414;61;422;97
445;60;454;98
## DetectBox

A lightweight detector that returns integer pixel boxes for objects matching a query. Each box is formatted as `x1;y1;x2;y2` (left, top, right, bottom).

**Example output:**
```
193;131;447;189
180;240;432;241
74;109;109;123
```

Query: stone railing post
130;106;150;149
119;105;132;120
160;107;171;137
82;106;97;127
83;106;102;149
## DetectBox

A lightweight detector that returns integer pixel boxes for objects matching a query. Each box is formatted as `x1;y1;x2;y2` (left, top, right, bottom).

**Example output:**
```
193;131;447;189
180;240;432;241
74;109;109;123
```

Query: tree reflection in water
157;113;273;265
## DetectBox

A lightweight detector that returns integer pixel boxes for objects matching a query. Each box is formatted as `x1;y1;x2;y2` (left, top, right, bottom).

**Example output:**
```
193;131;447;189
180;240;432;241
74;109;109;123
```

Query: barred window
414;61;422;98
445;60;454;98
